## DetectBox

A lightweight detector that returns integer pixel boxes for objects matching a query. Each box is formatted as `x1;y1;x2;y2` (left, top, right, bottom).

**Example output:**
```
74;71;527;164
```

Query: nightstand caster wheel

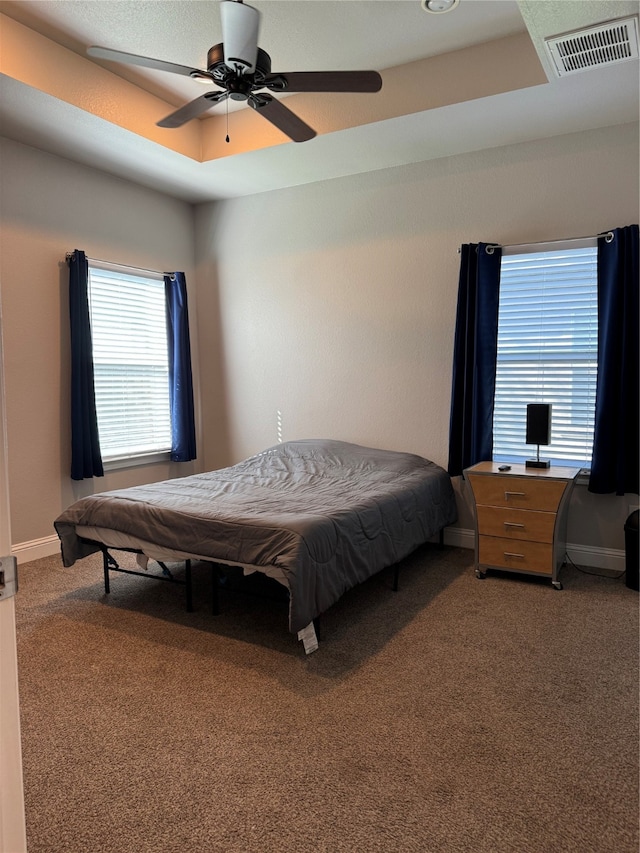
552;580;563;590
475;568;486;580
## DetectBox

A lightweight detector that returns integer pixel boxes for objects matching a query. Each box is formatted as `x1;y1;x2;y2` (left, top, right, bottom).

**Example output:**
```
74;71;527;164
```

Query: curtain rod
65;252;175;279
457;230;614;254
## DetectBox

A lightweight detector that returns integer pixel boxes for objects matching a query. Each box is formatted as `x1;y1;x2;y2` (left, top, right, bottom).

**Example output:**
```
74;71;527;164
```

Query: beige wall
0;138;199;545
195;122;639;554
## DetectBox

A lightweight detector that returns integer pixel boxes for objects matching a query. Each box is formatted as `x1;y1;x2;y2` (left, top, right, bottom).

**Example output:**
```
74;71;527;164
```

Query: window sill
103;451;171;472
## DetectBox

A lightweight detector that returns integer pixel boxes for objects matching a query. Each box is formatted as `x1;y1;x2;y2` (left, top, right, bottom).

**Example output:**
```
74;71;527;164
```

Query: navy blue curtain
448;243;502;476
589;225;639;495
164;272;197;462
68;250;104;480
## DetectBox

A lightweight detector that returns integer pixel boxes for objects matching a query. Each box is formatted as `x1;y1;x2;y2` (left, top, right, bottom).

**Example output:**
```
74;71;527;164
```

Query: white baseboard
12;528;626;574
442;527;625;573
443;526;475;550
12;535;60;564
565;543;626;574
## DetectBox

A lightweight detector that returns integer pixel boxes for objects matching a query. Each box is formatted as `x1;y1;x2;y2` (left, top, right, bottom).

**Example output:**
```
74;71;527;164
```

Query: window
492;241;598;467
88;262;171;464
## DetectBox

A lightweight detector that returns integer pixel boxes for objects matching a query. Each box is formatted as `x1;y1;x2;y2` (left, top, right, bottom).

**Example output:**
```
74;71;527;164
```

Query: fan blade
87;46;213;81
157;92;229;128
220;1;260;74
264;70;382;94
248;95;315;143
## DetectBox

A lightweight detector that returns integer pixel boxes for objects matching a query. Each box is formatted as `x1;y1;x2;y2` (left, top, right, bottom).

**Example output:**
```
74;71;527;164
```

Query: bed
54;439;458;652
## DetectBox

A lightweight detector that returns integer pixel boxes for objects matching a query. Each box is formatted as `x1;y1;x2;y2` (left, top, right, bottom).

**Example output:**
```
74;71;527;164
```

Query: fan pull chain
225;98;230;143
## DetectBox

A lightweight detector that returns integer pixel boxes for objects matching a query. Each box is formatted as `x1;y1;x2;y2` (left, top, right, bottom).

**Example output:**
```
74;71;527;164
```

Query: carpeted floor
15;544;639;853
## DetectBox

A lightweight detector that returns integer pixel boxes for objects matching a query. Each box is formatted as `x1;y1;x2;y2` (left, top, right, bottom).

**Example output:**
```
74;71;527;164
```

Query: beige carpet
15;545;639;853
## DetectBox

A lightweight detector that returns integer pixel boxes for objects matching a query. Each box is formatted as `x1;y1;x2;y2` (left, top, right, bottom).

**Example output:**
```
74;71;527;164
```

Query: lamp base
525;459;551;469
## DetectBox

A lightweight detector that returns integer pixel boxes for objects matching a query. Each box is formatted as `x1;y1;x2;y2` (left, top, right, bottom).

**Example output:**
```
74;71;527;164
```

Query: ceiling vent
544;15;639;77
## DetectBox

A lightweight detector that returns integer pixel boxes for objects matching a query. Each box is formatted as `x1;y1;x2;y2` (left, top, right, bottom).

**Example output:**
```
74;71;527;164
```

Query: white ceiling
1;0;638;201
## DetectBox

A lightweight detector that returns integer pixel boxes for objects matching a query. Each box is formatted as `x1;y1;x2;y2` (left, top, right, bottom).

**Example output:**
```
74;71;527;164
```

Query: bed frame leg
102;551;110;594
439;528;445;547
101;548;118;595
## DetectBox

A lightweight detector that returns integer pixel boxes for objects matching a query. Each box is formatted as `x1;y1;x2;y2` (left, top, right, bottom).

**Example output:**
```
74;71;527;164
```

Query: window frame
86;259;172;470
492;238;598;469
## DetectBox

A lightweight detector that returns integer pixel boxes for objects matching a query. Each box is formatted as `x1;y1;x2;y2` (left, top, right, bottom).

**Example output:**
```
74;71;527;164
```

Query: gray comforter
54;439;458;633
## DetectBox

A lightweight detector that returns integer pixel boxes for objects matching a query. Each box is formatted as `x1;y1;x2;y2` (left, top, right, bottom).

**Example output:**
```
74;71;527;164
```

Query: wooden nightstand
465;461;579;590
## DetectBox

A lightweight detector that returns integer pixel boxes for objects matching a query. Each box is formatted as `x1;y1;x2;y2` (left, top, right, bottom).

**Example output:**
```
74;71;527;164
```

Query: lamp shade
526;403;552;446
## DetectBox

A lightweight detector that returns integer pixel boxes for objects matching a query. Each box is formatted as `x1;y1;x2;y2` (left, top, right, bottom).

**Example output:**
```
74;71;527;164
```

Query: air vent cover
545;15;639;77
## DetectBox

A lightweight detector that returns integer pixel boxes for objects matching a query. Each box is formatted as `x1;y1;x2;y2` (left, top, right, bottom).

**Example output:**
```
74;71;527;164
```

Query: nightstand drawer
478;536;553;575
468;474;567;511
476;506;556;543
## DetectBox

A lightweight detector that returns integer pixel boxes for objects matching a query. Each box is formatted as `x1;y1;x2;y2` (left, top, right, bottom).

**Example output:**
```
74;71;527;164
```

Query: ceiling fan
87;0;383;143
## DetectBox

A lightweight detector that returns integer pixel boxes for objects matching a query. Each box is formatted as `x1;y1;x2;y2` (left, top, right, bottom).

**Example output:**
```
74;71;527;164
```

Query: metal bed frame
97;526;445;633
99;545;220;615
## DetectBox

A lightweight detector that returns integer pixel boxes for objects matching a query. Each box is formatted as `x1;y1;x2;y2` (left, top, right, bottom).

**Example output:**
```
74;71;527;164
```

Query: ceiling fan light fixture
190;70;216;84
421;0;460;13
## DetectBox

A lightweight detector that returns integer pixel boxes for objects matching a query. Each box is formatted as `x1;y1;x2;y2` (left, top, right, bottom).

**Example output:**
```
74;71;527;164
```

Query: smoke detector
421;0;459;12
545;15;639;77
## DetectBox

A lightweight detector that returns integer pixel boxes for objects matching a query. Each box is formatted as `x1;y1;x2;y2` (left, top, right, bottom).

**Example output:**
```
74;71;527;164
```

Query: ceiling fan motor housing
207;43;272;93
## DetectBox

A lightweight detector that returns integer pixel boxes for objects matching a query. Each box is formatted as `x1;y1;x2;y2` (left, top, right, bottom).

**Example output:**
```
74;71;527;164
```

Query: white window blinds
493;243;598;467
88;264;171;461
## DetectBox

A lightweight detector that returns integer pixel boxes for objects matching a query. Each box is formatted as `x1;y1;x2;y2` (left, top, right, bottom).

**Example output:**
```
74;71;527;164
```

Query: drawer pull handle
504;491;526;499
504;522;525;529
504;552;525;559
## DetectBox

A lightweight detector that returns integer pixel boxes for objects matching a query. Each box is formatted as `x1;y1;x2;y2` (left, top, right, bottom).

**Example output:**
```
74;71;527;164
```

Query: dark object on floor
625;509;639;591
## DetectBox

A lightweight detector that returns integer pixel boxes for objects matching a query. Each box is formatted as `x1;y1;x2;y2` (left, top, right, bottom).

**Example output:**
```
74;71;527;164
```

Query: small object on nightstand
498;465;511;471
